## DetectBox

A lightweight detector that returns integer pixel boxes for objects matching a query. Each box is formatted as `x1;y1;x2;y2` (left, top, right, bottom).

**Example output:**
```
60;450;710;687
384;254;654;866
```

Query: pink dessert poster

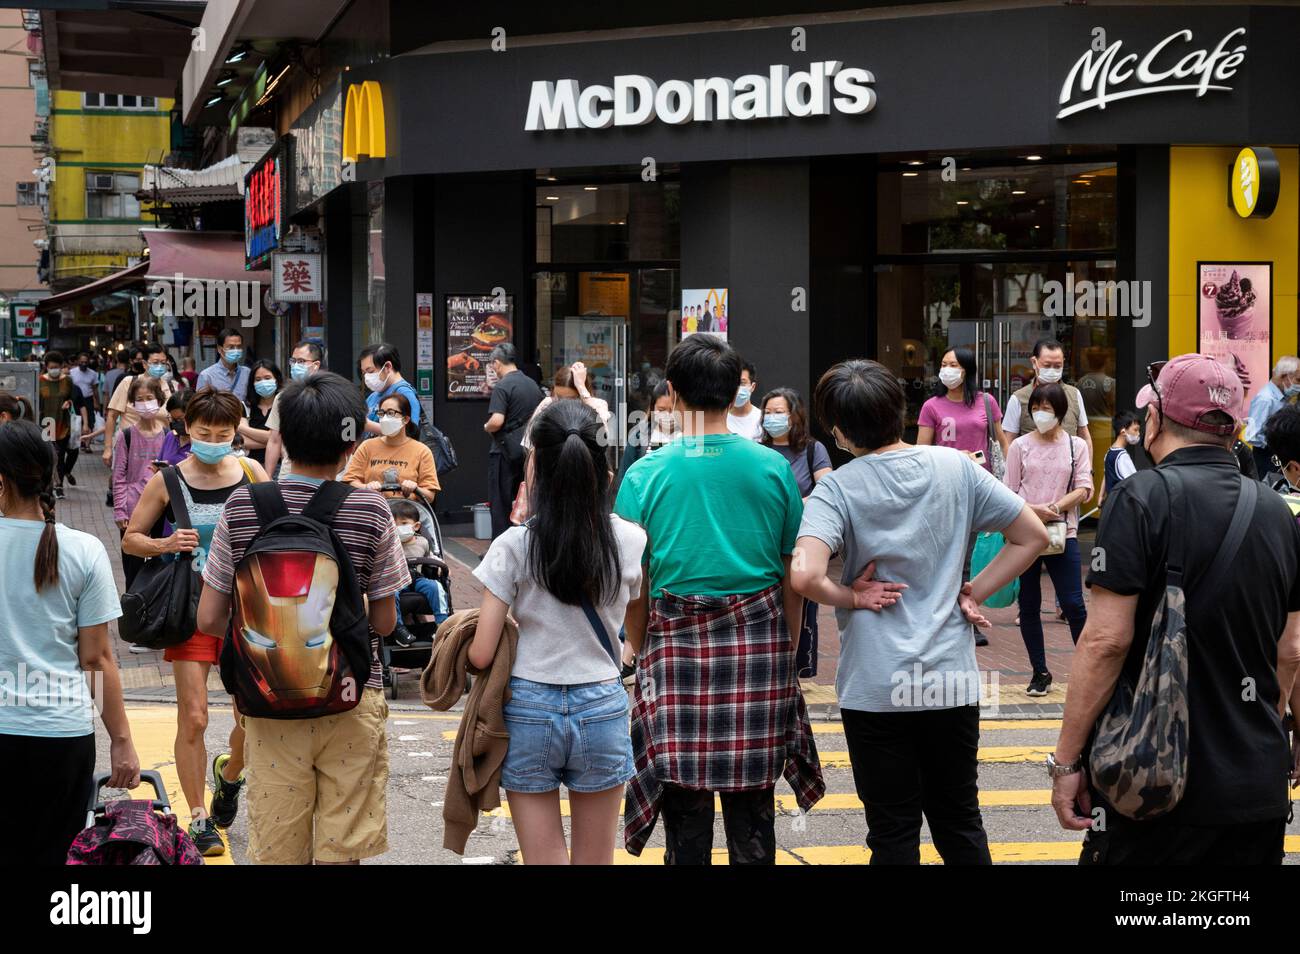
1198;262;1271;408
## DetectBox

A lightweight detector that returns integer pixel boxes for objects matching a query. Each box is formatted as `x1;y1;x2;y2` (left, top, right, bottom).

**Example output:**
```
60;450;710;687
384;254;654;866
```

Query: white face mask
379;415;405;437
1124;431;1141;445
364;369;387;393
938;367;964;390
1032;410;1058;433
1037;366;1063;384
396;523;416;542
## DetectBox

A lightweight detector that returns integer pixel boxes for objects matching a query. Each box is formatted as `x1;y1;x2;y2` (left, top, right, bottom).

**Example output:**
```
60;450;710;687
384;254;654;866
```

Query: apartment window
16;182;37;206
83;93;157;110
85;171;141;218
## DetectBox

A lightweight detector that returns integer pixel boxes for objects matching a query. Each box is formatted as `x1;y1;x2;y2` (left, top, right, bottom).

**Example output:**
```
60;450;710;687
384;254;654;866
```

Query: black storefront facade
337;4;1300;520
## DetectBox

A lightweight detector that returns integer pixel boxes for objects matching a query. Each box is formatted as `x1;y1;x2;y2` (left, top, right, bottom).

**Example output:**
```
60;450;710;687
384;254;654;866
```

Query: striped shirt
202;476;410;689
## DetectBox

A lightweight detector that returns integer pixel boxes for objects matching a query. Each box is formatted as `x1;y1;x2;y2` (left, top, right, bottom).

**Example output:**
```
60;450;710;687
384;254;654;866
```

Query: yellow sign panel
1231;147;1261;217
343;80;386;163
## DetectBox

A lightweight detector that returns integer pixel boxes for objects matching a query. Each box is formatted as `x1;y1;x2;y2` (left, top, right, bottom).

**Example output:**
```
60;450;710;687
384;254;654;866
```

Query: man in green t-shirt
615;335;823;864
37;351;76;499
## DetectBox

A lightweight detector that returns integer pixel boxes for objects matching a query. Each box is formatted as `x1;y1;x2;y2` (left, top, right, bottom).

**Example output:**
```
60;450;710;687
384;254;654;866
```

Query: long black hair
0;419;59;589
525;399;621;605
933;347;979;407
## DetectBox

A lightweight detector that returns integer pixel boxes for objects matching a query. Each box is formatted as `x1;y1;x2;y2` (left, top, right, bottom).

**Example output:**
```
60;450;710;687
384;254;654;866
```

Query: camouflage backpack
1089;470;1258;820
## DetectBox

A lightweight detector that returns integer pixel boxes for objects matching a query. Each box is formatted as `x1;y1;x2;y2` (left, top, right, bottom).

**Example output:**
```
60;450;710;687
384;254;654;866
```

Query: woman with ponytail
0;419;139;864
468;399;646;864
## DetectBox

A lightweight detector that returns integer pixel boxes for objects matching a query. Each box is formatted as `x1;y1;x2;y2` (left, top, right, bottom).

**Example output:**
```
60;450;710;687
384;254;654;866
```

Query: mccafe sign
525;61;876;131
1057;27;1247;119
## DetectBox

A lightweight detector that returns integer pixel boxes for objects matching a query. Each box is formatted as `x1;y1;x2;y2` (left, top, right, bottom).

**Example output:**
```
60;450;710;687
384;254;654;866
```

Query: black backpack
218;481;372;719
118;467;200;649
418;417;458;478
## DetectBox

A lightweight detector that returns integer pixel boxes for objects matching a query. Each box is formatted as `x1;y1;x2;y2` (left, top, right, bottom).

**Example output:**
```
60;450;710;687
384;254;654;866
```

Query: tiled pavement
68;458;1084;717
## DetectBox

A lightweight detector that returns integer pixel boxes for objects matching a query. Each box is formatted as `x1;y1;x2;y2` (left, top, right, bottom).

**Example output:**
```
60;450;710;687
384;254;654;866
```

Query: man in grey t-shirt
792;359;1045;865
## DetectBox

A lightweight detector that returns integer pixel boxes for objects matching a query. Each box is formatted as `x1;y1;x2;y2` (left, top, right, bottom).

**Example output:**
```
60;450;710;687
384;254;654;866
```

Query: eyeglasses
375;409;406;419
1146;360;1167;420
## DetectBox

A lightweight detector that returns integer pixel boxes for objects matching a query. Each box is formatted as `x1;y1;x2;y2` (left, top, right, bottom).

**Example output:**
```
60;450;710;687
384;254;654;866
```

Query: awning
141;229;269;284
140;156;249;205
35;259;149;314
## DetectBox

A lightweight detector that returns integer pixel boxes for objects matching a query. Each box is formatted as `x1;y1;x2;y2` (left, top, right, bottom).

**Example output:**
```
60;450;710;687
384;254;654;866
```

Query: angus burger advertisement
446;294;515;398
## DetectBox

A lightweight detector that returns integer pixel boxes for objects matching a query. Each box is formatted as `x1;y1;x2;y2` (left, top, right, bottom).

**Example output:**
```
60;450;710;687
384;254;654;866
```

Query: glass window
121;95;137;108
83;92;100;108
877;162;1117;254
141;96;156;109
536;181;679;263
16;182;36;206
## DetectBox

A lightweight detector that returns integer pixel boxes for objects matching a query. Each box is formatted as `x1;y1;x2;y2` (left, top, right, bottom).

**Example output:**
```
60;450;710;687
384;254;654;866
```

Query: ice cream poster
681;288;728;340
1198;263;1271;407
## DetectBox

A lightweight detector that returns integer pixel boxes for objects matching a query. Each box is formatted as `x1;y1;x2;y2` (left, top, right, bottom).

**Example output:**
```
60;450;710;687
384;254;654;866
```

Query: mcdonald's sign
343;80;386;163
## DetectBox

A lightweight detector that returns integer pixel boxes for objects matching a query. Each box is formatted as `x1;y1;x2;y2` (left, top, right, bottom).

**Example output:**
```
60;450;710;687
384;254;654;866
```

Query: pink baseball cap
1135;353;1243;435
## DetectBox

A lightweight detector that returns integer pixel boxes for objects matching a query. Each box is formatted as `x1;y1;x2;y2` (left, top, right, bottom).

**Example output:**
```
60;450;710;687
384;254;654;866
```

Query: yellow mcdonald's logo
343;80;386;163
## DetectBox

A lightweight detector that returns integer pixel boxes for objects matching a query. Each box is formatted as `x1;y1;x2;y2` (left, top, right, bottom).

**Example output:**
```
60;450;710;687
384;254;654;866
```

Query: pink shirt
1003;430;1093;538
918;393;1001;472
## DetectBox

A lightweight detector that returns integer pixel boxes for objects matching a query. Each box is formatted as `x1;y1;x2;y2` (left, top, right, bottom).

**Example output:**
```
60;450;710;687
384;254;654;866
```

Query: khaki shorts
242;688;389;864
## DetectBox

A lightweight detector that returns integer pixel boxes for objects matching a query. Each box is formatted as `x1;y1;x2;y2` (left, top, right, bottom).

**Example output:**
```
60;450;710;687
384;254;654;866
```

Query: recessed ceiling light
902;172;919;177
545;195;559;201
1073;179;1089;185
956;200;969;205
546;176;558;181
1011;189;1026;195
907;160;924;166
1025;154;1043;161
584;186;598;191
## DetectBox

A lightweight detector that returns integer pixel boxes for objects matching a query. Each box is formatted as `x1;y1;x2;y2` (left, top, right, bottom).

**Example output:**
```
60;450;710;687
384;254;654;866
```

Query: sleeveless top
1103;447;1126;491
165;468;250;575
1013;381;1084;437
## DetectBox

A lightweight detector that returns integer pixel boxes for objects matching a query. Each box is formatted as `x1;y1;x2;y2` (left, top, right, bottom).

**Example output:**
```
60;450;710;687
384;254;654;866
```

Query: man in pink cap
1049;353;1300;864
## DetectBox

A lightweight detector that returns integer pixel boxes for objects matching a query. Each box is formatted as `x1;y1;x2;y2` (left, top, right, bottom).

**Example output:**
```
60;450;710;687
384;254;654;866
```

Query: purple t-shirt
918;394;1001;471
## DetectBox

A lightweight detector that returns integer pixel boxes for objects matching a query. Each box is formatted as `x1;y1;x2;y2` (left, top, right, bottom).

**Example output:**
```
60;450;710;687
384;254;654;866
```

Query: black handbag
118;467;201;649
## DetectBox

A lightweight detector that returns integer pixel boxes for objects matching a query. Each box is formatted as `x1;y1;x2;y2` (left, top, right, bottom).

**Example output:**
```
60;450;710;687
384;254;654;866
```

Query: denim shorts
500;677;634;794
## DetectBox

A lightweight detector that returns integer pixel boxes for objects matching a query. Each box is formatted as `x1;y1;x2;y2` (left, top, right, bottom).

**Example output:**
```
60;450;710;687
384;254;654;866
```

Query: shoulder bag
1039;434;1075;556
117;467;200;648
982;393;1006;479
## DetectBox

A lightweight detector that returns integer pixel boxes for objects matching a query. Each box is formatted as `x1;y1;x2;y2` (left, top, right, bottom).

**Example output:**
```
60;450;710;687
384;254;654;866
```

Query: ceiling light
204;92;227;108
545;176;558;182
1025;154;1043;161
215;71;237;88
1073;179;1089;185
583;186;598;191
224;43;251;65
902;172;919;177
906;160;924;166
956;200;969;205
1011;189;1026;195
545;195;559;201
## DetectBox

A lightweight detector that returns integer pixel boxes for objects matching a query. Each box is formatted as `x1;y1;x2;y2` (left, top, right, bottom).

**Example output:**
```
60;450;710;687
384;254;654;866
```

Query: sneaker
65;472;77;486
974;629;989;647
209;753;245;829
1025;671;1053;697
391;622;417;647
187;816;225;857
128;644;151;654
54;486;65;500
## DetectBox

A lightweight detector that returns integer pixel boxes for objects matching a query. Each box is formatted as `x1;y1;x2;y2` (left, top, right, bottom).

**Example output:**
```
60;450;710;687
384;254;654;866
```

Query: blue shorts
500;677;634;794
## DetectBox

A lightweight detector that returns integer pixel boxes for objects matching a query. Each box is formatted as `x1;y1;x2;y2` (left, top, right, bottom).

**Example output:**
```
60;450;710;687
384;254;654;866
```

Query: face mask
1287;384;1300;398
147;363;168;378
734;386;751;408
170;419;187;437
938;367;964;390
364;370;387;393
1037;366;1063;384
379;416;405;437
46;369;62;380
290;363;312;382
254;379;277;398
223;348;243;365
1125;431;1141;445
763;414;791;437
653;411;677;434
396;524;416;542
134;400;159;419
1032;410;1058;433
190;438;232;465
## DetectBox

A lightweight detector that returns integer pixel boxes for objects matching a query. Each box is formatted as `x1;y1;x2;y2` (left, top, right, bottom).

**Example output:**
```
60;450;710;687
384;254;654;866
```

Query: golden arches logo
343;81;386;163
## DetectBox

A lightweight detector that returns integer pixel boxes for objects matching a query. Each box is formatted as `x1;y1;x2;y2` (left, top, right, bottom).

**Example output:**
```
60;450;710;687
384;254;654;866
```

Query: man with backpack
197;371;410;864
1051;354;1300;864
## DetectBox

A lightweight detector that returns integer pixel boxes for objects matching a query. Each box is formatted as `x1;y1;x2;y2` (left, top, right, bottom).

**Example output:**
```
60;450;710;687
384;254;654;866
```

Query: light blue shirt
366;379;421;425
1245;380;1286;447
798;446;1025;713
0;519;122;737
196;361;251;402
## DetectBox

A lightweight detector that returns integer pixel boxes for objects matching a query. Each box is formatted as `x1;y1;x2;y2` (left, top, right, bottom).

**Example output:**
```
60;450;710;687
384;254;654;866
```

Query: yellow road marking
125;706;233;865
439;722;1062;742
810;747;1053;768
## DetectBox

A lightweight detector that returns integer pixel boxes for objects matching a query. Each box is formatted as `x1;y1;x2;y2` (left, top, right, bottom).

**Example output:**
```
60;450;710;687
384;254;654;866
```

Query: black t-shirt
487;370;543;456
1086;445;1300;824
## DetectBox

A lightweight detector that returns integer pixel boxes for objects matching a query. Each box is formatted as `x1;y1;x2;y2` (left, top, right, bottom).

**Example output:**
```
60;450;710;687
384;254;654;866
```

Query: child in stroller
388;497;452;647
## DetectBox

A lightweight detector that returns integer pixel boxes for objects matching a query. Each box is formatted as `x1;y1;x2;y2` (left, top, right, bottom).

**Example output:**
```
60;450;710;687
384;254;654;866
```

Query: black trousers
0;732;95;865
1080;811;1286;865
841;704;992;865
51;435;77;485
487;451;522;539
661;784;776;865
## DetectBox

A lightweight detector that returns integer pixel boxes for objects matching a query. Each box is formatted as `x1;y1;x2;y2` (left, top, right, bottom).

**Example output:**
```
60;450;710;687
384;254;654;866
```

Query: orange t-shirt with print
343;435;440;495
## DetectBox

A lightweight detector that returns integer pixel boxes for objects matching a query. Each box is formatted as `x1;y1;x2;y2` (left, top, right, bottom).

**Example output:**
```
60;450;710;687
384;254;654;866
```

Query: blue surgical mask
734;386;752;408
762;414;790;437
1287;384;1300;398
147;363;168;378
223;348;243;365
289;363;311;382
254;379;277;397
190;438;233;464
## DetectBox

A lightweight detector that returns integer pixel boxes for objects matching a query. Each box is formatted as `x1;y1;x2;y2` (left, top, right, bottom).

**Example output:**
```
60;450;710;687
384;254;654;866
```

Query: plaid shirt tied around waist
623;582;825;855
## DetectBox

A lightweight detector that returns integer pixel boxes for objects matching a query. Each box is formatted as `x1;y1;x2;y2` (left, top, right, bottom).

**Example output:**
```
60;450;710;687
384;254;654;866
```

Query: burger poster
446;294;514;399
1197;263;1271;407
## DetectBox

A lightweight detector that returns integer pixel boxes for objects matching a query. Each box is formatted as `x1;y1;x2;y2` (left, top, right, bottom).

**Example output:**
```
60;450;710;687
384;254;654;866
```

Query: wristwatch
1046;753;1082;778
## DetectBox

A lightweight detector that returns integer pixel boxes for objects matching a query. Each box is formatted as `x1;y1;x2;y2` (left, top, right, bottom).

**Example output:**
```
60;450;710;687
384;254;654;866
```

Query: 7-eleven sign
11;303;42;339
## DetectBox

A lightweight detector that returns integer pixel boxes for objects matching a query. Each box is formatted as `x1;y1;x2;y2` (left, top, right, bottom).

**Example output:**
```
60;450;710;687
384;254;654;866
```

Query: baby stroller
381;482;454;698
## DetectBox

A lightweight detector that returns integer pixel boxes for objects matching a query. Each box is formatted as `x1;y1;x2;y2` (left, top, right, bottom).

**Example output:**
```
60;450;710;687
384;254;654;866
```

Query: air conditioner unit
89;174;115;191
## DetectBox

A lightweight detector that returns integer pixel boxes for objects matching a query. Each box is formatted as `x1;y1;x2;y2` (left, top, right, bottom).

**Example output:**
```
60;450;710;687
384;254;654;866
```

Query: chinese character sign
272;253;322;302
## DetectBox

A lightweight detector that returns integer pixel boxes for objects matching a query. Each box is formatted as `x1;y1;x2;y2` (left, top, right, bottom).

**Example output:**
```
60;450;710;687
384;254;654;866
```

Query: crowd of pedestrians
2;325;1298;870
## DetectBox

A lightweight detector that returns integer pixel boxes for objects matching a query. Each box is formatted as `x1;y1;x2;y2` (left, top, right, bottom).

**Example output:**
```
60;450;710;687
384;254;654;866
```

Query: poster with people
681;288;728;340
446;294;513;399
1198;263;1271;407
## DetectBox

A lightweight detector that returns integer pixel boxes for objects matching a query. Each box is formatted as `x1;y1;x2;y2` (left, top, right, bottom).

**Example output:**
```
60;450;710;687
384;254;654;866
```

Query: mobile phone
972;450;986;464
